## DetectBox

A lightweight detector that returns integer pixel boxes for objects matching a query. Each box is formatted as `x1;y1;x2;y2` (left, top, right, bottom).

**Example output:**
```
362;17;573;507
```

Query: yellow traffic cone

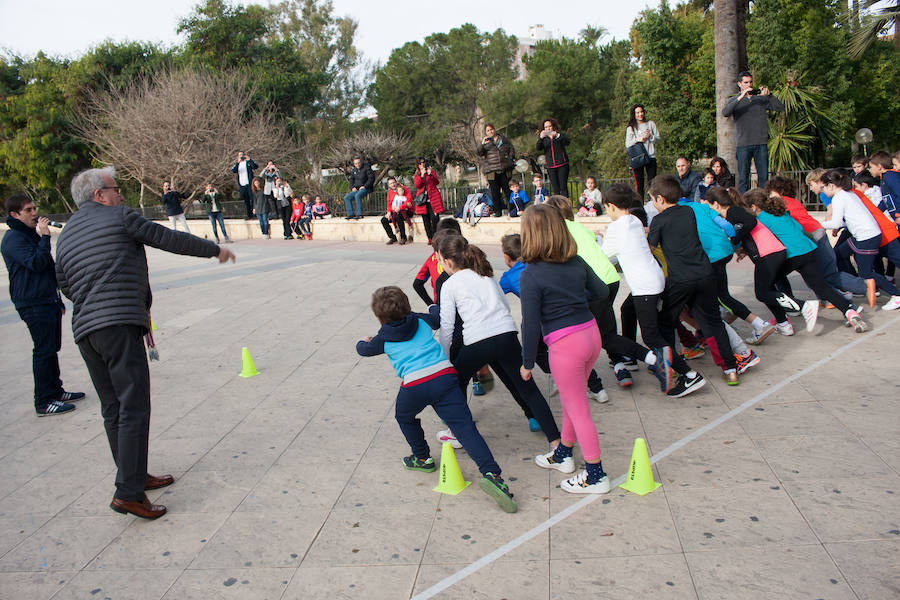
620;438;661;496
433;441;471;495
239;347;259;378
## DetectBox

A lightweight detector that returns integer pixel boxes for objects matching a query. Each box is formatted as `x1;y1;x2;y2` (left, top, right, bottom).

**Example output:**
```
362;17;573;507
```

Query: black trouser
631;294;690;374
782;251;850;313
659;277;736;370
17;303;64;408
453;331;560;443
280;205;292;237
711;256;752;320
381;210;413;241
631;158;657;202
547;164;570;196
239;185;253;219
754;251;789;323
620;294;638;342
587;281;651;389
422;203;439;240
77;325;151;502
488;171;510;211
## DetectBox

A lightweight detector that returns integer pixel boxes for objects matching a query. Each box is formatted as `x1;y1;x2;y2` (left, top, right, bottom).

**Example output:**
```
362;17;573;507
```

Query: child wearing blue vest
356;286;517;512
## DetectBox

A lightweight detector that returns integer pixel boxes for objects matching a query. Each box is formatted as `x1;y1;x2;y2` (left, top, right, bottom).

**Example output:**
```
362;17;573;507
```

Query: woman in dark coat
413;157;445;243
536;117;571;196
710;156;736;189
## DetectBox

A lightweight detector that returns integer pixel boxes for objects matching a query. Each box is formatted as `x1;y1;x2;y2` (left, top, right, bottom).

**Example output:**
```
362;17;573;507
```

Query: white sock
686;370;697;379
751;317;766;331
644;351;657;366
613;362;626;373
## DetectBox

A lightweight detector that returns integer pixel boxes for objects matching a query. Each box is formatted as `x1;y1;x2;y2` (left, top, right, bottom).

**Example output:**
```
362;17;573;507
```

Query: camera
748;88;762;96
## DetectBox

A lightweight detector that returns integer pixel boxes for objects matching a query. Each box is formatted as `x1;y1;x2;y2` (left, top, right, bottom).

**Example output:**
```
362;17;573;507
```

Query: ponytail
821;169;852;191
707;186;743;208
436;235;494;278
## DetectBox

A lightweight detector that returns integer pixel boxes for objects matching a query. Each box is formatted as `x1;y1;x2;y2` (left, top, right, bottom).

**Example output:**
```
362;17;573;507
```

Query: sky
0;0;657;65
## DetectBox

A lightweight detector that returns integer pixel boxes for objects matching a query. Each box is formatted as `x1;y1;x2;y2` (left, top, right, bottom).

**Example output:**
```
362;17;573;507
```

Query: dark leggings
632;293;690;374
631;158;657;202
422;203;439;240
453;331;560;443
659;278;737;370
547;164;570;196
782;251;850;313
711;256;752;320
754;251;789;323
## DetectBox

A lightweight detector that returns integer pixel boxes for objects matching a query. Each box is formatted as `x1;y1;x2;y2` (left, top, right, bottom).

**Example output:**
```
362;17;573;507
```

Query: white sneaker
883;295;900;311
776;293;801;313
535;449;575;473
775;320;794;336
744;323;775;345
560;470;611;494
846;309;867;333
588;388;609;403
801;300;819;332
436;429;462;449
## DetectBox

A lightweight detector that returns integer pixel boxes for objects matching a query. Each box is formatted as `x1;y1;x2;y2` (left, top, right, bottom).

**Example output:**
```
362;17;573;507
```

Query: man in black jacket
2;194;84;416
231;151;258;220
56;167;235;520
344;156;374;219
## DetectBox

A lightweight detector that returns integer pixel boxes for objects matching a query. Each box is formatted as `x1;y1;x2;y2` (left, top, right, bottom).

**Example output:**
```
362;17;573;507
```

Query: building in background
514;24;554;81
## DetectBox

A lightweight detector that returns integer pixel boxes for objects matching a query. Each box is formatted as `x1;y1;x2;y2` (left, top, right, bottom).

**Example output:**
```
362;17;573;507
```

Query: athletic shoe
528;418;542;432
614;368;633;388
59;391;85;402
402;455;436;472
535;449;576;473
651;347;675;393
744;323;775;346
866;279;877;308
846;310;867;333
735;350;760;374
682;344;706;360
471;381;485;396
36;400;75;417
774;320;794;336
560;470;611;494
722;371;740;386
623;358;640;371
386;239;397;245
883;295;900;311
776;293;801;313
588;388;610;403
436;429;462;449
801;300;819;332
666;372;706;398
479;473;517;513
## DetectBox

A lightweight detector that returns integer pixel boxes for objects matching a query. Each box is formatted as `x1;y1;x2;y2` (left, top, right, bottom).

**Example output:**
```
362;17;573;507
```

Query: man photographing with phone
722;70;784;193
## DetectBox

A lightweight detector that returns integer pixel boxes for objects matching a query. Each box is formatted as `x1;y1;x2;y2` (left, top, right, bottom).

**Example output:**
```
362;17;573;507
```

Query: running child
412;218;460;306
356;287;517;512
518;204;610;493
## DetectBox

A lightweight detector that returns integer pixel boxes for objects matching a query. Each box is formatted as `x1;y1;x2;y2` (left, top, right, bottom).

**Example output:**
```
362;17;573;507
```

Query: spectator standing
625;104;660;201
201;183;230;243
231;151;258;220
675;157;702;199
414;158;445;243
161;181;190;233
721;71;784;192
251;178;270;238
477;124;516;211
2;194;85;416
344;156;374;220
273;177;293;239
537;118;571;196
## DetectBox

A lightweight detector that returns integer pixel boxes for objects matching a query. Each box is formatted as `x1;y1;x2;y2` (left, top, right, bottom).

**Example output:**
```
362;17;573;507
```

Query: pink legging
547;323;603;462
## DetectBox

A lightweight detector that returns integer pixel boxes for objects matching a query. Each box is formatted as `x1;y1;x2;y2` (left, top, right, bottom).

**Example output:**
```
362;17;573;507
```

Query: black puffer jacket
477;135;515;174
348;162;375;192
55;201;219;343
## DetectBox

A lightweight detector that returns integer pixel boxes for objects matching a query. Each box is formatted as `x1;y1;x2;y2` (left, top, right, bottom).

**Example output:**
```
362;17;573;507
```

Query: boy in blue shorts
356;286;517;512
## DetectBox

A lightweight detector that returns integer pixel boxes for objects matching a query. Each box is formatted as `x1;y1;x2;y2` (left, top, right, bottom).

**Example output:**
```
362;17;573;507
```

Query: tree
714;0;740;170
75;69;296;204
768;72;842;171
849;0;900;57
323;130;414;187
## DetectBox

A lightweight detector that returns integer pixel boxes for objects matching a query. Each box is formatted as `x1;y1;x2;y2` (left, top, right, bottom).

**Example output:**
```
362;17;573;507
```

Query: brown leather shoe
110;496;167;519
145;474;174;490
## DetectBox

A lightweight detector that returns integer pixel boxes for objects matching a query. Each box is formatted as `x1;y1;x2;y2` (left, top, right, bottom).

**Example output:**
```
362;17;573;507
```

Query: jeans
208;212;227;241
77;325;151;502
17;303;64;407
395;373;500;475
811;229;865;294
736;144;769;193
836;235;900;296
257;213;269;235
239;185;253;219
343;189;368;217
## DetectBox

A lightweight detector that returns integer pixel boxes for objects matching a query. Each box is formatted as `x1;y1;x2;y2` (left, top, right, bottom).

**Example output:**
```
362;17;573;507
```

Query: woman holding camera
536;118;571;196
413;157;444;243
625;104;660;201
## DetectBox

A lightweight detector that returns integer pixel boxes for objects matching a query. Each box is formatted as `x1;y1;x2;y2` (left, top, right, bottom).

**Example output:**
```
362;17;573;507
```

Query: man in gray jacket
721;71;784;193
55;167;235;519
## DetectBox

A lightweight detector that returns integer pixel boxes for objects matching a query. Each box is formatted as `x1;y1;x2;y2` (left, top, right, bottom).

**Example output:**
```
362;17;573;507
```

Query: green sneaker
479;473;518;513
402;455;436;472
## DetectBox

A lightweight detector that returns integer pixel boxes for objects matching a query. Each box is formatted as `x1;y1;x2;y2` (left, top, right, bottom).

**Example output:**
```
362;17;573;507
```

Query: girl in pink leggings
518;204;611;494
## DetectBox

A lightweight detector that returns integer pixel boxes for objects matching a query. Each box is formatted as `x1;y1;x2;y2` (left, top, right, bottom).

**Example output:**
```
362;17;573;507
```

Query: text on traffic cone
433;441;471;495
620;438;661;496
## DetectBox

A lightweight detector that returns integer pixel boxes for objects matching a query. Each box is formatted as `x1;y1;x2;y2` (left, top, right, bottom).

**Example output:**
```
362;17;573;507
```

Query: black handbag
414;191;429;207
627;141;652;169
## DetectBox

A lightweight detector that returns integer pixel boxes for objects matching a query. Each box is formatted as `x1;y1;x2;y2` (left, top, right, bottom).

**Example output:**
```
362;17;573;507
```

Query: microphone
39;217;63;228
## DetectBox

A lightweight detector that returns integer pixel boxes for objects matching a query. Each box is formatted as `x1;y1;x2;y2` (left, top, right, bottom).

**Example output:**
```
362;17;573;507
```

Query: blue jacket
356;305;452;385
1;216;61;310
499;261;526;296
878;170;900;219
756;211;815;258
678;199;735;263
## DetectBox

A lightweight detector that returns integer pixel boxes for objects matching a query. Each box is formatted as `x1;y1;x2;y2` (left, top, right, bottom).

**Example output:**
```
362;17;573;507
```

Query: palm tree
714;0;740;169
849;0;900;58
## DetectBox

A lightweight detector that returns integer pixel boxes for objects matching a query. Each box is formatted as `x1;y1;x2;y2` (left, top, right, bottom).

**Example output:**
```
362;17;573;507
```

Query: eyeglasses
100;186;121;193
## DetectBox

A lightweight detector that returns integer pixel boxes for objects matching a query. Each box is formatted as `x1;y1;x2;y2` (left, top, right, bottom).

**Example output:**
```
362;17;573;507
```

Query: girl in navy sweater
519;204;611;494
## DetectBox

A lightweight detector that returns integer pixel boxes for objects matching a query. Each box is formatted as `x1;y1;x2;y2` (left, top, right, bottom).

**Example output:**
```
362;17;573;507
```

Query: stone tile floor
0;236;898;599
